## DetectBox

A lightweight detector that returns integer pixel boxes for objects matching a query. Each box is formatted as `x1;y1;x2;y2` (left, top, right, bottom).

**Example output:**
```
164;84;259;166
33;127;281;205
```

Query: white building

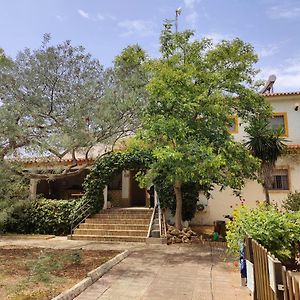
192;91;300;225
25;92;300;226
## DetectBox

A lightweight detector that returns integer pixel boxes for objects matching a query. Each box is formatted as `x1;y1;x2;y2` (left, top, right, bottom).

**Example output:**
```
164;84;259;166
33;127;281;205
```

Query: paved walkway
0;237;250;300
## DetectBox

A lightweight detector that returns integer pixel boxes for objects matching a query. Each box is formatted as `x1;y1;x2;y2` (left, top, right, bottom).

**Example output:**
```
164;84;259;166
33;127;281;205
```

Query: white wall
233;95;300;144
192;93;300;225
191;154;300;225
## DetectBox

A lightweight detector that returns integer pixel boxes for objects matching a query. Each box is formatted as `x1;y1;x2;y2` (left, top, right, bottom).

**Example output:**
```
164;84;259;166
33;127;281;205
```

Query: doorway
130;170;146;207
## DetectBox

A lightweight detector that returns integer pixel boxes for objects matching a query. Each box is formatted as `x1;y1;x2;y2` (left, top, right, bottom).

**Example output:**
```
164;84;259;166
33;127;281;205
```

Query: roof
263;91;300;97
287;144;300;154
7;143;110;168
10;157;95;168
288;144;300;149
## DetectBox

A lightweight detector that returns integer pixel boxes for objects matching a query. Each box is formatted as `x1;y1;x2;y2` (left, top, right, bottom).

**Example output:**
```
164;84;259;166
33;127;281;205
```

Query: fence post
245;236;257;300
273;260;284;300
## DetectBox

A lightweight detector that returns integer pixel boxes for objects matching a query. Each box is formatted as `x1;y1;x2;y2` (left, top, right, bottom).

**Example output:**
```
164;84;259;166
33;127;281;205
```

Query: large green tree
0;37;148;179
135;24;271;229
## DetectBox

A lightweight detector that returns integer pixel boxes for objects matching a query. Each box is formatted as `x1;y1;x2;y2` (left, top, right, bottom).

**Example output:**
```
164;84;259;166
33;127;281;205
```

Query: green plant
245;119;287;204
84;148;153;212
3;198;85;235
28;250;62;283
226;204;300;262
133;21;270;229
283;191;300;211
67;249;82;265
154;172;199;221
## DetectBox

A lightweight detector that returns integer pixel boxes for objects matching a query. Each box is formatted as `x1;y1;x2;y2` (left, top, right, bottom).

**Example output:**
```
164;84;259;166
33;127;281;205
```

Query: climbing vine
84;148;200;221
83;149;153;213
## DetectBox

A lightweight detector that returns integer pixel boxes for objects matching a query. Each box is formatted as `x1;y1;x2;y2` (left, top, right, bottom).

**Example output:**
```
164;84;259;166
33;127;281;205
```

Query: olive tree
0;36;148;179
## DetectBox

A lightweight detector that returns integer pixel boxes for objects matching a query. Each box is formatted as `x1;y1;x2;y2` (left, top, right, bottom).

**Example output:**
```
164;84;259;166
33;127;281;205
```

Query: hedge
2;198;84;235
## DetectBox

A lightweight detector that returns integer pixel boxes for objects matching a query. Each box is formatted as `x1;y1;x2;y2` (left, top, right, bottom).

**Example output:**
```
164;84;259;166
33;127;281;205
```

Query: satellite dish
260;74;276;94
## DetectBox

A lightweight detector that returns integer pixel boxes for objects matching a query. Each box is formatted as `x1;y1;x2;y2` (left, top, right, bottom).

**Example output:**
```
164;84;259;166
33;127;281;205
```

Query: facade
24;92;300;225
192;92;300;225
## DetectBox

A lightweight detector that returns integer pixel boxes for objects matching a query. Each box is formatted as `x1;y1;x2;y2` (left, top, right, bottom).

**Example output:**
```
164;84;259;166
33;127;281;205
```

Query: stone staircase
69;208;153;242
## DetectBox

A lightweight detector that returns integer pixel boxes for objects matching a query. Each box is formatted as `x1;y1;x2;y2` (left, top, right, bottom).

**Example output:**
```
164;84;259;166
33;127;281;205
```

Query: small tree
135;23;270;229
245;119;287;204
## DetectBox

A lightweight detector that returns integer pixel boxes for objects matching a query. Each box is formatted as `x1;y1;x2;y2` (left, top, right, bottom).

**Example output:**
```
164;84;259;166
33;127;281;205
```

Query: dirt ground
0;246;120;300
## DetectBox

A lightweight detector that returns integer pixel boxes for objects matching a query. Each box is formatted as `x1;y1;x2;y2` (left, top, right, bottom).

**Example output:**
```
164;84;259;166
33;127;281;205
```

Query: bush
283;191;300;211
2;198;84;235
226;204;300;261
154;172;199;221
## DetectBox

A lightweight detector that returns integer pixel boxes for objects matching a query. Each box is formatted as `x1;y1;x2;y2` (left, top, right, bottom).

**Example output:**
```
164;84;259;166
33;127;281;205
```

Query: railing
146;204;157;239
70;197;93;237
146;189;167;239
157;198;167;237
244;235;300;300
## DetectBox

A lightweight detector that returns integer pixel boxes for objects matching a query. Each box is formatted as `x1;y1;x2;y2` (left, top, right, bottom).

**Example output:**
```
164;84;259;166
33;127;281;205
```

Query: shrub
3;198;85;235
226;204;300;261
283;191;300;211
154;172;199;221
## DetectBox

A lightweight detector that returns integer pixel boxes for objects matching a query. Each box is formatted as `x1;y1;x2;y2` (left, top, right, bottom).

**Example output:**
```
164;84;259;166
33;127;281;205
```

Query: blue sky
1;0;300;91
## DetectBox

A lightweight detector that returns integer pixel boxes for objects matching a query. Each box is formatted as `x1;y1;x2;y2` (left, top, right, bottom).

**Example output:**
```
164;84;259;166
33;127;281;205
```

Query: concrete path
75;245;250;300
0;237;250;300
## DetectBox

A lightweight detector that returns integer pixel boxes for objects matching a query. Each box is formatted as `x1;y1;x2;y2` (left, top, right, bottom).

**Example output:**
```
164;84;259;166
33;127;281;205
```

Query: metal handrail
157;197;167;237
158;199;162;237
162;208;167;237
70;197;93;237
146;204;157;238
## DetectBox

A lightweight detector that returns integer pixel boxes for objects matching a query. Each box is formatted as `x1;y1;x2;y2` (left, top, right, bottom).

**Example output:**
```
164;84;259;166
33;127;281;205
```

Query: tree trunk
263;186;270;205
174;180;183;230
262;161;274;205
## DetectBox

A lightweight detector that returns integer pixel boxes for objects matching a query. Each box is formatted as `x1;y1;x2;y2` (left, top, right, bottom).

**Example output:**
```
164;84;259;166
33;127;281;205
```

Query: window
271;169;289;191
269;113;288;137
228;116;238;134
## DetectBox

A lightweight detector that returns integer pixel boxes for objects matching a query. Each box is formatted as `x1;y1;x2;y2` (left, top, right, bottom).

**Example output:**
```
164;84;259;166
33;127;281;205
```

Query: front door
130;170;146;207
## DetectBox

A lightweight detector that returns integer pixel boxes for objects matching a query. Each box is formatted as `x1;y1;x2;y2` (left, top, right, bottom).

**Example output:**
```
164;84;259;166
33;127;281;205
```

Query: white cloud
204;32;234;44
97;13;116;21
259;57;300;91
56;15;67;22
257;44;280;58
183;0;198;9
118;20;155;37
78;9;89;19
185;11;199;28
268;4;300;19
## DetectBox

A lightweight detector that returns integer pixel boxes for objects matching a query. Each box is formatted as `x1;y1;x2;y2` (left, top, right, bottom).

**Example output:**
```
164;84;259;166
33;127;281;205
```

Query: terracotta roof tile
263;91;300;97
288;144;300;149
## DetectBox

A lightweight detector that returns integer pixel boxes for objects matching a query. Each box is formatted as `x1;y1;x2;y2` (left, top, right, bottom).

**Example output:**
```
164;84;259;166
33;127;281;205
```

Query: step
68;235;146;243
91;214;152;219
100;209;153;215
151;224;159;231
79;223;149;231
85;218;150;225
74;229;148;237
151;230;160;238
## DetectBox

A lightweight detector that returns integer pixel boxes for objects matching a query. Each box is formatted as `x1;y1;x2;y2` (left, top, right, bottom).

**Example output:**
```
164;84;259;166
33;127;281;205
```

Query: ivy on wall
84;148;200;221
83;149;153;213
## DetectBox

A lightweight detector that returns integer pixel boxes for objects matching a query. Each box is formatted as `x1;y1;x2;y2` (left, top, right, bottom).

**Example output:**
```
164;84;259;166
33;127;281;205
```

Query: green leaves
2;198;82;235
283;191;300;211
226;204;300;261
245;118;287;163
